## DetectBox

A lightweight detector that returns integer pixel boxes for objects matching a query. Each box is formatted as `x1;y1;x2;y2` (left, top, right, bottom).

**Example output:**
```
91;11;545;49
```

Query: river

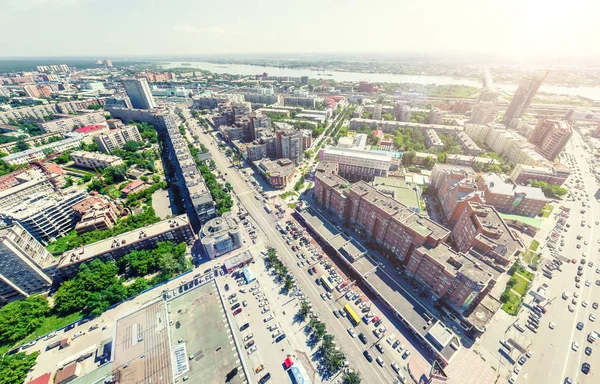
161;61;600;100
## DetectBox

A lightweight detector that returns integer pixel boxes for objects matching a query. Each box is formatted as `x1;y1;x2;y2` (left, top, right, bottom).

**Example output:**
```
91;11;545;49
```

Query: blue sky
0;0;597;57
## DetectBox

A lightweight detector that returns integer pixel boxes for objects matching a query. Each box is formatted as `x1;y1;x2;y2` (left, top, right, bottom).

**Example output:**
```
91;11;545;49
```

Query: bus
321;276;334;292
344;304;361;325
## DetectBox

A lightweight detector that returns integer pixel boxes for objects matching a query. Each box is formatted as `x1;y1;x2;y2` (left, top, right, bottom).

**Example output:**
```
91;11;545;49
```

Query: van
514;323;525;333
376;356;384;366
397;372;407;383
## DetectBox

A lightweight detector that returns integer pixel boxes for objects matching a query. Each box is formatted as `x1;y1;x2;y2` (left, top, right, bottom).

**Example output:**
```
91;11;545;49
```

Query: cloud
204;26;225;34
172;24;200;34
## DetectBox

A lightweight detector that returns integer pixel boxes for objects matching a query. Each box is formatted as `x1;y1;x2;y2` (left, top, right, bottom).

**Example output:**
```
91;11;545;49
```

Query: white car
386;334;396;344
347;328;357;338
572;341;580;351
514;366;521;374
247;345;258;355
264;314;274;322
586;280;591;287
272;330;283;338
391;362;401;373
590;314;596;322
549;322;555;329
261;307;271;314
320;293;327;300
583;300;589;308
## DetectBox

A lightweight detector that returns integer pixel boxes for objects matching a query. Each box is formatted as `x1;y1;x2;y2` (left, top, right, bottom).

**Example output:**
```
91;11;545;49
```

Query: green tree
14;140;29;152
0;352;40;384
344;371;362;384
298;301;310;319
123;140;141;152
314;322;327;341
488;164;503;174
55;152;71;164
103;164;128;184
0;295;50;344
284;278;293;291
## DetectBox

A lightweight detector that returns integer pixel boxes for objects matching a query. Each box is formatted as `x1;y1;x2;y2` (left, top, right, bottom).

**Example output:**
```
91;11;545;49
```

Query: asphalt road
515;131;600;384
182;109;400;383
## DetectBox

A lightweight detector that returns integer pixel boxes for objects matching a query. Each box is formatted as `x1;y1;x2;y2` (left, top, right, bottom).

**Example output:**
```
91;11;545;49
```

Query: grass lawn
420;198;426;211
502;291;522;315
512;275;530;296
19;312;82;344
530;239;540;251
540;204;554;218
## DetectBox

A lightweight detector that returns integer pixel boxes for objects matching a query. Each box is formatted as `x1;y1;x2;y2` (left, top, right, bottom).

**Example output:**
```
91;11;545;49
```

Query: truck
46;340;61;350
264;204;273;214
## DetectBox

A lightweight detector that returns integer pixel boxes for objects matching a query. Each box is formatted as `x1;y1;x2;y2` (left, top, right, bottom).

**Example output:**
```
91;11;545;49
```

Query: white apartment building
94;125;143;153
0;222;54;305
1;133;84;166
39;111;107;133
70;150;124;169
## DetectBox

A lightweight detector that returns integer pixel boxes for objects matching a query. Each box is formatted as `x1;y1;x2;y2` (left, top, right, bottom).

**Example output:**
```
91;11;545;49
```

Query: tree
314;322;327;341
402;150;416;165
487;164;503;174
344;371;362;384
14;140;29;152
55;152;70;164
0;351;40;384
103;164;128;184
0;295;50;344
299;301;310;319
284;278;293;291
123;140;141;152
423;156;437;169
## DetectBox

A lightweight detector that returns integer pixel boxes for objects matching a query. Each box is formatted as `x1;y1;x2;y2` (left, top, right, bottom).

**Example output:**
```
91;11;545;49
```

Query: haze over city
1;0;599;57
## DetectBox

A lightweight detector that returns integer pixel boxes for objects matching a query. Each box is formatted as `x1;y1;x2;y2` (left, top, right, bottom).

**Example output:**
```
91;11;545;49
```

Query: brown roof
44;162;64;175
27;373;52;384
54;362;79;384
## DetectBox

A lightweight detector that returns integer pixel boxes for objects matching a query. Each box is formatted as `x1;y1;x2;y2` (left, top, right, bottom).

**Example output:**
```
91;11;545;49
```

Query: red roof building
120;179;148;195
27;373;52;384
373;129;384;140
74;124;108;134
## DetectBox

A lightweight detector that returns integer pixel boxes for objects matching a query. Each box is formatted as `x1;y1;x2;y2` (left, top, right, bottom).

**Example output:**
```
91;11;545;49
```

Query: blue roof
242;267;256;282
289;361;312;384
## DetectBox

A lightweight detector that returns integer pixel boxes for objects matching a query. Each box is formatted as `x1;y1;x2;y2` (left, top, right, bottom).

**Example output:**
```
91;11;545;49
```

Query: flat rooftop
112;300;172;384
168;280;244;384
323;146;392;162
372;176;420;211
57;215;190;269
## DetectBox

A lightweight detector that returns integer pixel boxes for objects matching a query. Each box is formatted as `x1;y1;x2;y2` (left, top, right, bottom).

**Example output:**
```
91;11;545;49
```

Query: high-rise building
469;102;498;125
502;73;547;125
122;78;156;109
528;118;572;161
276;128;303;163
0;223;54;305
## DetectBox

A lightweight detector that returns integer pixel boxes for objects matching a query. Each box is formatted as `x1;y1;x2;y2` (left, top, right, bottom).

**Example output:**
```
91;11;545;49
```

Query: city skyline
0;0;598;57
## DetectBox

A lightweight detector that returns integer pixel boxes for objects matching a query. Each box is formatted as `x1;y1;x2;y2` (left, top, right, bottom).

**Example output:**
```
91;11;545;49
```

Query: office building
2;188;87;244
200;212;243;259
0;222;54;306
93;125;143;153
449;202;524;268
476;173;547;217
276;127;303;163
528;118;572;161
502;73;547;125
319;146;391;182
509;163;569;186
256;158;297;189
57;215;195;277
429;164;481;223
70;151;124;169
122;78;156;109
469;102;498;125
1;133;84;166
39;111;107;134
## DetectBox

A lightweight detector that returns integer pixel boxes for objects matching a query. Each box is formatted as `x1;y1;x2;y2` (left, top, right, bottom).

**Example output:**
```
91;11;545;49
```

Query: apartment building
509;163;569;186
468;102;498;125
93;125;143;153
276;127;304;163
528;118;572;161
0;103;58;124
502;74;546;125
464;123;492;143
456;132;482;156
200;212;243;259
72;195;120;234
476;173;547;217
256;158;297;189
0;169;58;210
70;151;124;169
314;172;450;262
73;124;110;143
1;133;84;166
122;78;156;109
319;147;392;182
429;164;482;223
427;108;442;124
57;215;195;277
39;111;107;133
445;154;500;170
2;188;87;244
426;129;444;151
449;202;524;268
405;244;496;309
0;223;54;305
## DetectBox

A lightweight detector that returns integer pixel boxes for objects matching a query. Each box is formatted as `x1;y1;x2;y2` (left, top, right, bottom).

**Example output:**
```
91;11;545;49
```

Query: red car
233;308;243;316
312;266;317;273
372;316;380;324
572;259;577;264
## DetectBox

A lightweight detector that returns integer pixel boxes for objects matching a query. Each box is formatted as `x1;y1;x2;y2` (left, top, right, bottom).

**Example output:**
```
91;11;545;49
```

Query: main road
516;130;600;384
180;108;399;383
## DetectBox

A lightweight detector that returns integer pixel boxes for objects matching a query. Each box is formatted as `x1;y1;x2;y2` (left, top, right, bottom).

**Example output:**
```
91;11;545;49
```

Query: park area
500;261;534;315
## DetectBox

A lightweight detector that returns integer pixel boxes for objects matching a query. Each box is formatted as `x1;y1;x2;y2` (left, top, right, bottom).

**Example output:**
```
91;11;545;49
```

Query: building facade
39;112;107;133
319;147;391;182
200;212;243;259
509;163;569;186
502;74;546;125
122;78;157;109
70;151;124;169
528;118;572;161
93;125;143;153
476;173;547;217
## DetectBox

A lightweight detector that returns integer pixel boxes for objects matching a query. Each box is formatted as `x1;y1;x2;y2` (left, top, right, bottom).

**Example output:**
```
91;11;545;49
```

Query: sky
0;0;598;58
